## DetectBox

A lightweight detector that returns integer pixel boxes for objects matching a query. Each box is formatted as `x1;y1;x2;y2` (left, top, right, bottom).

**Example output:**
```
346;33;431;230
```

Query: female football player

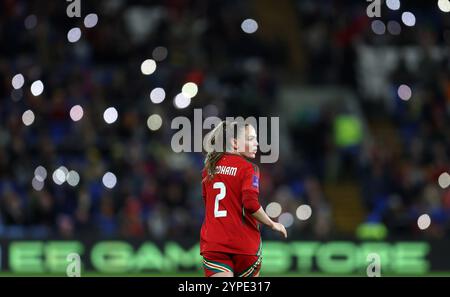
200;120;287;277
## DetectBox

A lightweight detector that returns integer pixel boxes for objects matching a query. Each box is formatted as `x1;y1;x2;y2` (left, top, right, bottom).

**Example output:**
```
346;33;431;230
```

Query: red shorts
202;251;262;277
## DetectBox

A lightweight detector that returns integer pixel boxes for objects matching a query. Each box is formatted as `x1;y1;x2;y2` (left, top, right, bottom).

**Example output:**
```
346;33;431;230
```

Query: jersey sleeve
242;190;261;214
241;163;260;194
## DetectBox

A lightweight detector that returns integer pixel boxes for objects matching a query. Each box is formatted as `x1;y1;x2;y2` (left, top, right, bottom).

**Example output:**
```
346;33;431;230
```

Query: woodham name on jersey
215;166;238;176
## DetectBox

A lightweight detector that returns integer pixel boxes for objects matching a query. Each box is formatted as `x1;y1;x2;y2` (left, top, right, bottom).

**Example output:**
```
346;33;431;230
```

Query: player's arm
241;163;287;238
243;190;287;238
251;206;287;238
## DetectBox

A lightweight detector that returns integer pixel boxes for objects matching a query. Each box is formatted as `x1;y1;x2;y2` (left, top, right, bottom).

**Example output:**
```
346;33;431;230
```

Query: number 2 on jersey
213;182;227;218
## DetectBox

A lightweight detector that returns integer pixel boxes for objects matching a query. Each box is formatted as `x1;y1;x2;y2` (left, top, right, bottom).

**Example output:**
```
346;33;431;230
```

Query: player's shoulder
236;155;259;174
220;154;259;174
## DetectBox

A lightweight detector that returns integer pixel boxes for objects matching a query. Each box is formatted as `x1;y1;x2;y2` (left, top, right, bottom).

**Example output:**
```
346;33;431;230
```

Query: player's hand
271;222;287;238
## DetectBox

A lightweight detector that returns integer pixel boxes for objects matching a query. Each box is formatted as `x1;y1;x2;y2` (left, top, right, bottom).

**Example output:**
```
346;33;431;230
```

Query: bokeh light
241;19;258;34
181;82;198;98
397;84;412;101
84;13;98;28
103;107;118;124
52;168;66;185
174;93;191;109
34;166;47;182
30;80;44;96
296;204;312;221
279;212;294;228
387;21;401;35
266;202;282;218
402;12;416;27
70;105;84;122
102;172;117;189
12;74;25;89
438;172;450;189
152;46;168;61
59;166;69;177
32;177;44;191
150;87;166;104
66;170;80;187
67;27;82;43
141;59;157;75
371;20;386;35
147;114;163;131
417;214;431;230
438;0;450;13
386;0;401;10
22;110;35;126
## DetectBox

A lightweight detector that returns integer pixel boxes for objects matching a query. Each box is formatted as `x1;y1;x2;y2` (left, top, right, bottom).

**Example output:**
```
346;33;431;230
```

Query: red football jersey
200;153;262;256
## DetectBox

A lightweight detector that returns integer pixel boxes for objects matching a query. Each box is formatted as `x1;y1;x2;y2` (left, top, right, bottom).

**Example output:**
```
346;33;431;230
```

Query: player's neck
224;151;239;156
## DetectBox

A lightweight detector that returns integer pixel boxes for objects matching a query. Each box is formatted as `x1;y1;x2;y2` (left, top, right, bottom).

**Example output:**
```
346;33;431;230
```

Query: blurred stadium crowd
0;0;449;240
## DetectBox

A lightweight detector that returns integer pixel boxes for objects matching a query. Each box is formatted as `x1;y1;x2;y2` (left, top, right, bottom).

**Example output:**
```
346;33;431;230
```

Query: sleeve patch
252;175;259;189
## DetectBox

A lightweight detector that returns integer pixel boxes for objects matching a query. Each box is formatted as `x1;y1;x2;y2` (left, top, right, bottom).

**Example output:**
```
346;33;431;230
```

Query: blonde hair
203;120;248;181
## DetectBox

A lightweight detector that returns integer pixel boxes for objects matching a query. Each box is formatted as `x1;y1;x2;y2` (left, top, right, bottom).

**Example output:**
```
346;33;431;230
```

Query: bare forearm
252;206;288;238
251;207;275;228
